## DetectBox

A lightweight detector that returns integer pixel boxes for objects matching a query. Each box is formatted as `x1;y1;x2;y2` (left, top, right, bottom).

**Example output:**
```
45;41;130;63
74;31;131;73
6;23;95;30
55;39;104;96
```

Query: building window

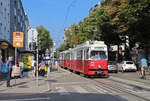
20;22;22;27
18;16;20;22
4;27;6;31
18;0;20;8
22;15;24;21
14;0;17;5
4;8;6;12
20;10;23;16
14;8;17;16
14;16;16;19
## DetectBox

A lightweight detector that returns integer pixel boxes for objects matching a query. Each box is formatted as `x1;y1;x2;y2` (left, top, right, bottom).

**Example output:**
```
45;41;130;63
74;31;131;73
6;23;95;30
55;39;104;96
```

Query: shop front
0;40;15;63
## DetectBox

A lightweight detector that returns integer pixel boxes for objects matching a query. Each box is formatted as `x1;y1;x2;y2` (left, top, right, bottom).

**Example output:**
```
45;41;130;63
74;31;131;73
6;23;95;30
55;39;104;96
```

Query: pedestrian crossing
56;87;70;95
55;84;149;96
72;85;88;93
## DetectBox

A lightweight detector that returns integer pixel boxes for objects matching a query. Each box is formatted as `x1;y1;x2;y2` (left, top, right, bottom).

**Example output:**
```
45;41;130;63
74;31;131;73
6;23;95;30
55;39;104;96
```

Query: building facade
0;0;10;42
10;0;29;51
0;0;29;62
27;27;38;51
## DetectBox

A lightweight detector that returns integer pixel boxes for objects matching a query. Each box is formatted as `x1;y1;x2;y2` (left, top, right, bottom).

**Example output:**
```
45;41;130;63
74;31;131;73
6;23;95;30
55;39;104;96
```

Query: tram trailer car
60;51;67;68
60;41;108;76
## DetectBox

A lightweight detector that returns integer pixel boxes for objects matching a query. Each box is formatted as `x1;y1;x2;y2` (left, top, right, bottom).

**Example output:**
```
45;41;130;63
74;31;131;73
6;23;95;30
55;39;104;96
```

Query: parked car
108;61;118;73
118;61;137;72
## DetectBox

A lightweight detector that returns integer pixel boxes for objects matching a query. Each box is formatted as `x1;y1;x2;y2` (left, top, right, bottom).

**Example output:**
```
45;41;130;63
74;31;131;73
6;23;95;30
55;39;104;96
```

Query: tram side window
60;54;62;60
77;50;82;60
86;48;89;60
67;53;70;60
72;53;74;60
81;50;83;60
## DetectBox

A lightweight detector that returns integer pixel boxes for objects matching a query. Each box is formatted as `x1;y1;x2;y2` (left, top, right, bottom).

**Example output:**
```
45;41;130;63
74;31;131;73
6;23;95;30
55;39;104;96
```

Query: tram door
83;49;86;73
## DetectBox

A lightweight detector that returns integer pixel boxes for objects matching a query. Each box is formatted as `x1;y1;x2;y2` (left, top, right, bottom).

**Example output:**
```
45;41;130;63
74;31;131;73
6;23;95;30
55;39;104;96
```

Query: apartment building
0;0;29;61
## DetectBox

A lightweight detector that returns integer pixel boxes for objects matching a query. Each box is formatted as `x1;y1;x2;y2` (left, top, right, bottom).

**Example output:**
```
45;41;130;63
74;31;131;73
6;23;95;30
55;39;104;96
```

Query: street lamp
52;41;56;67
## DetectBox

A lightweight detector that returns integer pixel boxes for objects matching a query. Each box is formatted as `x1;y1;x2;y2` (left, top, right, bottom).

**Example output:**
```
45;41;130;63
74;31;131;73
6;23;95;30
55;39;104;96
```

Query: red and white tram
60;41;108;76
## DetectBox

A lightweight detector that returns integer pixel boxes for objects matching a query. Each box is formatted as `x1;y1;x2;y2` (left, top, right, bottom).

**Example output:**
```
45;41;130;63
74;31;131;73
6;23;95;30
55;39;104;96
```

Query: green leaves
59;0;150;51
37;25;53;54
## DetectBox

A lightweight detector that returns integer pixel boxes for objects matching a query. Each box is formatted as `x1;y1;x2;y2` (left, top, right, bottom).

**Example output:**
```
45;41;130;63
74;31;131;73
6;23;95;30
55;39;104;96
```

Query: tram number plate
97;72;102;75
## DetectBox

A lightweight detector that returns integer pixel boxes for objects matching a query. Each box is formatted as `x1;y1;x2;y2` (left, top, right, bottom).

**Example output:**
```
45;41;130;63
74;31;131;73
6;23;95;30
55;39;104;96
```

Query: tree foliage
59;0;150;52
37;25;53;54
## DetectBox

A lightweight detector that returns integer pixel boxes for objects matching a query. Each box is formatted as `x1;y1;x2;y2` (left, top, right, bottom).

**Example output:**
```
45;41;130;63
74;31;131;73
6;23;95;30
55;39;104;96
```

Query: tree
36;25;53;54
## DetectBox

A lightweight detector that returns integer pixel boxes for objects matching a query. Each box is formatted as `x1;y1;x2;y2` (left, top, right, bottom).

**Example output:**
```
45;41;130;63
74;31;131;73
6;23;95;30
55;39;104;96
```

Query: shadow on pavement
12;81;27;87
0;73;7;81
45;79;57;83
0;92;129;101
50;68;59;72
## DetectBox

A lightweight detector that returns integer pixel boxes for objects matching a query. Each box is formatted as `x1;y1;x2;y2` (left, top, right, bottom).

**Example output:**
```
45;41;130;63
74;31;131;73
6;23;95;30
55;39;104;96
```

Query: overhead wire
56;0;100;45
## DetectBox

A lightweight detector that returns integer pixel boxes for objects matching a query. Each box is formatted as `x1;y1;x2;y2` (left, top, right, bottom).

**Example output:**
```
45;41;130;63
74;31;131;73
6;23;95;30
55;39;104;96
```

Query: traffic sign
13;32;24;47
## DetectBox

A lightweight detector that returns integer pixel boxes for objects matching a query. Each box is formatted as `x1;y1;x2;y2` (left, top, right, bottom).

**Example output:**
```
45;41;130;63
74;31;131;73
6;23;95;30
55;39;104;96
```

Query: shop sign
0;42;8;50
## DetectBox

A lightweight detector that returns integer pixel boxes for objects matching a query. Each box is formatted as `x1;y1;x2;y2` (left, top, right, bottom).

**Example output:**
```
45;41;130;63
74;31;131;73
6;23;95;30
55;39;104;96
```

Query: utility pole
36;35;39;87
52;41;56;67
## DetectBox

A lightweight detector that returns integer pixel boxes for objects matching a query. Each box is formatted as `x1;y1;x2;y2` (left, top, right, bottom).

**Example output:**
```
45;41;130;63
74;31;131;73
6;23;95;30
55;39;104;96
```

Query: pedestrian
55;60;58;71
0;56;2;72
39;60;46;76
140;57;147;79
19;60;24;78
6;57;13;87
31;59;36;78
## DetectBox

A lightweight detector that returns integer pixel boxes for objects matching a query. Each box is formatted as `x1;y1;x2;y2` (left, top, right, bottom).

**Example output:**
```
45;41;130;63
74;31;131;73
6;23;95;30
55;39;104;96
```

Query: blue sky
22;0;100;47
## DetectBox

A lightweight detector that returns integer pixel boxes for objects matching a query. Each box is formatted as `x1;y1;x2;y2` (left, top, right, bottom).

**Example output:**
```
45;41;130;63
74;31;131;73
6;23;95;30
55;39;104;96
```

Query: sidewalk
0;68;59;93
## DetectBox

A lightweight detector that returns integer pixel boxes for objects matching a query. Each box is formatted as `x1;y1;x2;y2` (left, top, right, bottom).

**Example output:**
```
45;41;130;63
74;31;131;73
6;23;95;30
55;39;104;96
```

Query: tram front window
90;51;107;60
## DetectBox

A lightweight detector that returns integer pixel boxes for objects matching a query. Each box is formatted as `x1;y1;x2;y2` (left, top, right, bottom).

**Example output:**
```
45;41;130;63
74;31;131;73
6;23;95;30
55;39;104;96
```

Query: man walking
6;57;13;87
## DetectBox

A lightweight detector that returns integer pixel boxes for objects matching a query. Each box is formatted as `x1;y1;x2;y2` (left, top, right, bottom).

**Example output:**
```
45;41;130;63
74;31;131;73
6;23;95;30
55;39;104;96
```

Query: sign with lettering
94;47;104;50
13;32;24;47
0;42;8;50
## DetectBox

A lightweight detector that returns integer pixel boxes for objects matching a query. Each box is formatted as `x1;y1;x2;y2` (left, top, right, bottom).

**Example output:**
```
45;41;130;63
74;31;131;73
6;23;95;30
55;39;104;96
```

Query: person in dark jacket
6;57;13;87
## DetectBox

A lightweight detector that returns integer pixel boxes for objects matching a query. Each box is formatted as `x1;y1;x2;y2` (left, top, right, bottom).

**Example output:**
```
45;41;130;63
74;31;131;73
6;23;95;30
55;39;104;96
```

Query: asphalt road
0;68;150;101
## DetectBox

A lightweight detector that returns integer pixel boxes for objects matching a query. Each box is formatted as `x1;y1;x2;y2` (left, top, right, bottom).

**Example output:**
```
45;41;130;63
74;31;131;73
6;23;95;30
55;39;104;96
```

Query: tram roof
76;40;106;48
60;40;107;53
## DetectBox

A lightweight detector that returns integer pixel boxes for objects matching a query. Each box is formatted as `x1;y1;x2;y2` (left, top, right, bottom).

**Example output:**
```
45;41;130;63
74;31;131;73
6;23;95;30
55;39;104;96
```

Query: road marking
98;84;119;94
72;85;89;93
87;84;107;94
56;87;70;95
0;97;50;101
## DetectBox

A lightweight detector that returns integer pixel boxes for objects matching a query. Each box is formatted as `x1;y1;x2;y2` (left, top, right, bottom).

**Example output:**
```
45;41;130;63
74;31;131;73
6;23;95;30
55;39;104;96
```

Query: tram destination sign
94;47;104;50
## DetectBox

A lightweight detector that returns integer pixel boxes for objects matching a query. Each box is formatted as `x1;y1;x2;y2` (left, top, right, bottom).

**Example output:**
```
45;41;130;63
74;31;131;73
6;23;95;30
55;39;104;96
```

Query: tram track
89;78;150;101
61;67;150;100
110;73;150;85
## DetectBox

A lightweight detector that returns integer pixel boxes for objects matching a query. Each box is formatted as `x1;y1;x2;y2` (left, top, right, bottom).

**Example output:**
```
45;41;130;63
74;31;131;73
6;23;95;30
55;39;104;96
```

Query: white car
118;61;137;72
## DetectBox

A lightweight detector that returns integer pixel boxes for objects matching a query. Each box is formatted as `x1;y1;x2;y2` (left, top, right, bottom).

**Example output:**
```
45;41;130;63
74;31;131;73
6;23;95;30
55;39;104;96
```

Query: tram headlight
98;65;101;69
